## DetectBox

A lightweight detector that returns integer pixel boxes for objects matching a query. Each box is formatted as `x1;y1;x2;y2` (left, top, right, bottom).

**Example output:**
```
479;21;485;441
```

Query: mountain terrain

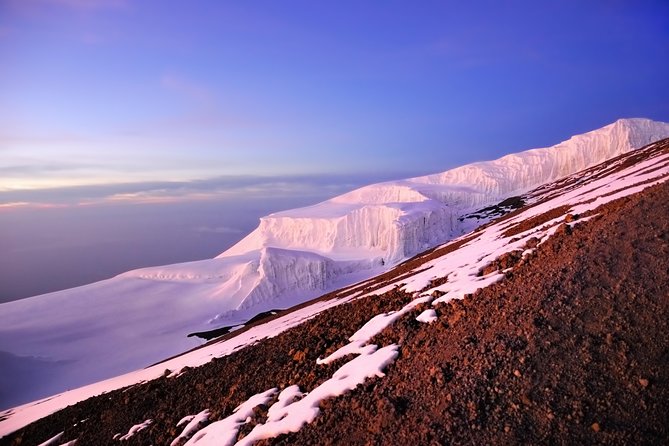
1;118;669;411
1;127;668;444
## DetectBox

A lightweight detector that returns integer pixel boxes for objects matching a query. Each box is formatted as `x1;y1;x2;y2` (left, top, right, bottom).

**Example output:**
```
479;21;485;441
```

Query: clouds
1;1;667;203
193;225;242;235
0;171;417;210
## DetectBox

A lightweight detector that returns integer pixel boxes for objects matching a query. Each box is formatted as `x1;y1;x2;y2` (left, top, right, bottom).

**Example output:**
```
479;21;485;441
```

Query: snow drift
1;118;668;409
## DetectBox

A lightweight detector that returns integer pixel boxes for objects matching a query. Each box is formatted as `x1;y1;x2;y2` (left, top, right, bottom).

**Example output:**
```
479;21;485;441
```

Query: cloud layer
0;171;420;210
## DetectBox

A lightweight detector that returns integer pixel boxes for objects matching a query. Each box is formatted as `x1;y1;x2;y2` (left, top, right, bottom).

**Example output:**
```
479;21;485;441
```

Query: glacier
1;117;668;408
222;117;669;262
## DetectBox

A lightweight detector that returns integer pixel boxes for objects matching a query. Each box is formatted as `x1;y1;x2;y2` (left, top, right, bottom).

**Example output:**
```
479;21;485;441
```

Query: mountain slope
1;136;668;444
1;118;668;411
274;153;669;446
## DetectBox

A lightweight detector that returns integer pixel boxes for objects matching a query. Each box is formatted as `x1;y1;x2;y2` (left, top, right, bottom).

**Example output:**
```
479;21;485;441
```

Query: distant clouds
0;201;67;210
0;171;419;210
3;1;667;204
193;225;242;235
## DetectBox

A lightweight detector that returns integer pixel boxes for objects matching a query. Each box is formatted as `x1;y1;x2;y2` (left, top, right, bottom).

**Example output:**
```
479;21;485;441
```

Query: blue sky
1;0;668;200
1;0;669;301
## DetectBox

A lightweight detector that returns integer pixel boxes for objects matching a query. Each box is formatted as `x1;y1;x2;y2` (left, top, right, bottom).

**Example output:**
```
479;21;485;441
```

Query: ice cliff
221;118;669;264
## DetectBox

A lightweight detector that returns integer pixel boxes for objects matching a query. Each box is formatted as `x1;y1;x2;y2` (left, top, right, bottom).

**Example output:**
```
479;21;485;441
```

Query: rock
639;378;649;388
292;350;307;362
591;422;601;432
525;237;540;249
480;263;498;276
556;223;572;235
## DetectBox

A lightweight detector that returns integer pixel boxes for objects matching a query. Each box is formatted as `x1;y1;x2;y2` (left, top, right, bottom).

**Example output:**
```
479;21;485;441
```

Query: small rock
591;422;601;432
639;378;649;388
513;369;522;377
292;350;306;362
525;237;540;249
556;223;572;235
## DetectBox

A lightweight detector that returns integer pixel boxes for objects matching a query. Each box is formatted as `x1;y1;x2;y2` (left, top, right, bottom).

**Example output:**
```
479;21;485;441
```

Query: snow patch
237;344;399;445
37;432;63;446
171;409;210;446
266;386;305;422
317;295;430;365
182;389;276;446
416;309;438;323
117;419;152;441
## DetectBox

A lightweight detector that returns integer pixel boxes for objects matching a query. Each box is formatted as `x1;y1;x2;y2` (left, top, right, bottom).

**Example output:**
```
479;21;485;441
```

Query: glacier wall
220;118;669;267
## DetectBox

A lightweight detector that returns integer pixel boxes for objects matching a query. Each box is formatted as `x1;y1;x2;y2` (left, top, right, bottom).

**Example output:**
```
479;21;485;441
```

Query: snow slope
1;118;668;411
2;134;668;440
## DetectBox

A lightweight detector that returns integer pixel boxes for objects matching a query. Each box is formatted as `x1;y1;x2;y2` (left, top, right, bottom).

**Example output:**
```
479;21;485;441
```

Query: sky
1;0;669;301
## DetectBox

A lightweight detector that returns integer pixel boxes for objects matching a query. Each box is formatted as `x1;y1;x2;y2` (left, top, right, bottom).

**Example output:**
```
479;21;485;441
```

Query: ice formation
222;118;669;262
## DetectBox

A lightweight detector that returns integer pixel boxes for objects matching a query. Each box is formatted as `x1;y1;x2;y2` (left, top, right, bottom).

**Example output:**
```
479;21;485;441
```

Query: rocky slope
2;138;668;445
1;119;668;410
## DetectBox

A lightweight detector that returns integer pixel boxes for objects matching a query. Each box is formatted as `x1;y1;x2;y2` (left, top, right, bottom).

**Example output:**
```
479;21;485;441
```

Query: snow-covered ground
1;131;668;440
1;118;668;414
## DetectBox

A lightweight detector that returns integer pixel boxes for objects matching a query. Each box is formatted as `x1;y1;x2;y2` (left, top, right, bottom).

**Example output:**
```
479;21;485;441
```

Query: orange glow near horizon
0;201;71;211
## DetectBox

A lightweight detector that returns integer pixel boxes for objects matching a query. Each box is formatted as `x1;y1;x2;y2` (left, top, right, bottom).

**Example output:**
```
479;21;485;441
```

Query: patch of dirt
501;205;571;238
478;250;524;276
